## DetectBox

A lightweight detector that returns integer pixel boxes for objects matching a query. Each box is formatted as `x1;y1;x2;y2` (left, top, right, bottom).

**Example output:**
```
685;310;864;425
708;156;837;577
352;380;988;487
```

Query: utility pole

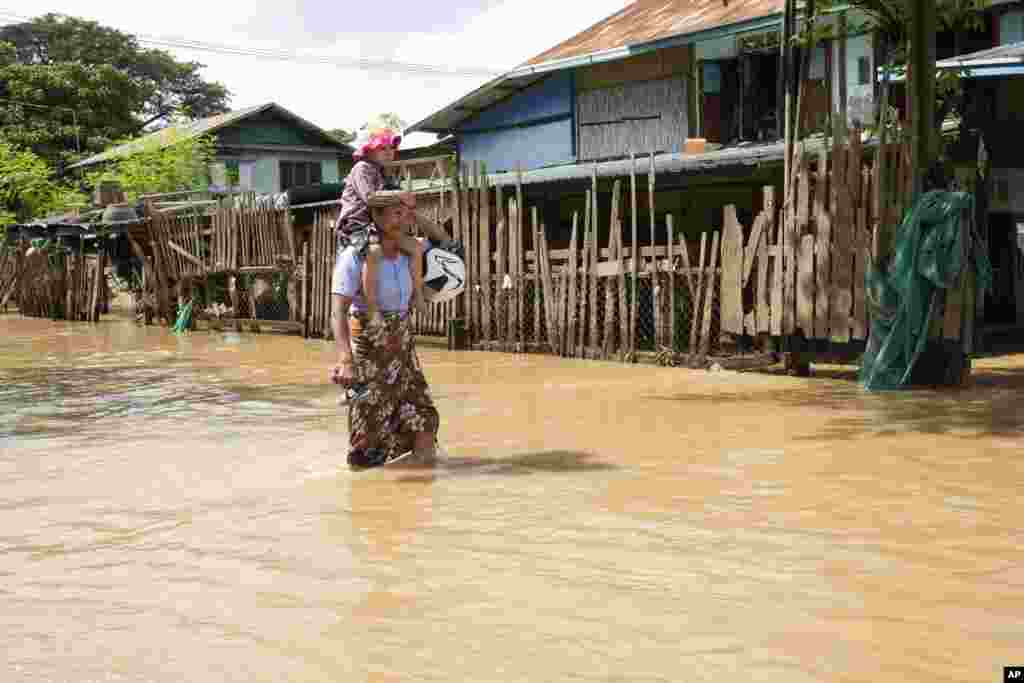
908;0;937;200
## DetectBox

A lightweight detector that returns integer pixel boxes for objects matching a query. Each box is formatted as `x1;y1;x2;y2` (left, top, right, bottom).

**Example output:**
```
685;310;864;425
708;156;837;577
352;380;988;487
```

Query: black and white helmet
422;242;466;303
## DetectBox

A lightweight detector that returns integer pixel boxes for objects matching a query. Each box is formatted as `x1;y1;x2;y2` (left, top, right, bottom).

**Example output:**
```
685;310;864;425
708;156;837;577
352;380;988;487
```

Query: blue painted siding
458;119;574;174
456;71;574;172
460;71;573;132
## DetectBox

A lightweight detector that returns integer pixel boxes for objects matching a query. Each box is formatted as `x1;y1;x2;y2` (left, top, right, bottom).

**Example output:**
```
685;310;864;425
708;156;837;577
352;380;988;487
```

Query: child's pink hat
353;127;402;159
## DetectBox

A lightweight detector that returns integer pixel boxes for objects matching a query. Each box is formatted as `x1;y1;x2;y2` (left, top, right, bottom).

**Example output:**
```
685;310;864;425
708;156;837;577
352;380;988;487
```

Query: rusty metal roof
407;0;784;135
525;0;784;66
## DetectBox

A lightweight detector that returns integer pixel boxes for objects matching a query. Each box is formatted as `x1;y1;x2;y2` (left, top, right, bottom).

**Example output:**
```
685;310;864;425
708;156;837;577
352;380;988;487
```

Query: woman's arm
331;294;354;364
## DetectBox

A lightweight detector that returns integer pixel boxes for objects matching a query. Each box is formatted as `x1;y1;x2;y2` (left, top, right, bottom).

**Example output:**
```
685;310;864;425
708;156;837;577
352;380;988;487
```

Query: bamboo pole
589;165;599;351
539;220;557;352
578;190;591;355
568;212;579;357
690;232;708;354
480;167;491;342
495;181;506;343
648;153;658;348
699;231;721;358
301;239;309;337
516;166;525;349
667;214;676;352
630;153;639;356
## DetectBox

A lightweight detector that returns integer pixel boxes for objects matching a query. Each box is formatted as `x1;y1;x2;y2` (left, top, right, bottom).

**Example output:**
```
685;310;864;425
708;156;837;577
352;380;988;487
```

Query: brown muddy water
2;312;1022;682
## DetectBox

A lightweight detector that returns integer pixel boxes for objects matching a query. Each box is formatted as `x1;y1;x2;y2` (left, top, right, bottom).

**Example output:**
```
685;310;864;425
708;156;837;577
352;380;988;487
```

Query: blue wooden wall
456;71;574;173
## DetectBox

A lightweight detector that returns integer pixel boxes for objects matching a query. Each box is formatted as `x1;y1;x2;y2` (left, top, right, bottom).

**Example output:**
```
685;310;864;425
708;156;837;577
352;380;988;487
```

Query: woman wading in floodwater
329;191;440;470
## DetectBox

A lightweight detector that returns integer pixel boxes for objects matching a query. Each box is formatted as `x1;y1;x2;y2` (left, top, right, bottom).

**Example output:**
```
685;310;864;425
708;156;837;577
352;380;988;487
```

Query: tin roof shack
68;103;353;196
405;0;897;242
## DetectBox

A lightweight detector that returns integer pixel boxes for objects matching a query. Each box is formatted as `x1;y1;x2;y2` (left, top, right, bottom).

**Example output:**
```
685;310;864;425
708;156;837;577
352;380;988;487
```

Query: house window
702;62;722;94
857;56;871;85
1000;10;1024;45
808;45;827;81
279;161;323;191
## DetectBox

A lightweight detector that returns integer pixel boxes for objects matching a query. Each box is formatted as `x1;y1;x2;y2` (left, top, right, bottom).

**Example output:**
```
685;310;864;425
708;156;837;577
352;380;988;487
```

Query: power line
0;8;511;78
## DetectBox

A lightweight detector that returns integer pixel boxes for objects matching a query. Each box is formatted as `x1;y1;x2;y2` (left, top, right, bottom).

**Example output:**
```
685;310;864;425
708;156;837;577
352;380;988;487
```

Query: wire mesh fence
191;272;295;324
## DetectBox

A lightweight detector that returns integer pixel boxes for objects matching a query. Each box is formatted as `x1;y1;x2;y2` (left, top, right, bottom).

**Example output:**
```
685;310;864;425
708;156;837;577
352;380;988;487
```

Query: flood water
2;311;1022;682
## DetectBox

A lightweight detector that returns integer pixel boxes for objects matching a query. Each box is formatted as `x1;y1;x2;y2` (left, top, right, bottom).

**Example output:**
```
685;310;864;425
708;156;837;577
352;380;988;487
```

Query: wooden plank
604;200;620;357
301;239;309;337
770;195;783;337
512;197;522;348
536;208;544;348
830;144;854;344
612;180;627;356
667;213;676;352
797;233;815;335
480;173;491;341
589;165;600;351
742;213;766;290
698;231;720;357
689;232;708;355
568;212;579;357
756;217;770;335
460;166;472;335
495;182;506;342
813;148;831;340
720;205;744;335
853;165;870;340
578;191;591;355
783;155;800;335
516;166;525;348
648;153;657;348
540;219;557;352
630;154;639;355
311;215;320;336
167;240;204;269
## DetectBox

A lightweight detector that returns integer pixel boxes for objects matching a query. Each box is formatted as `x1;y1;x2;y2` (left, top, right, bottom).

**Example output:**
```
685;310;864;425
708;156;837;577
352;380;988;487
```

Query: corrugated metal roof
407;0;783;135
68;103;351;170
938;40;1024;66
526;0;783;66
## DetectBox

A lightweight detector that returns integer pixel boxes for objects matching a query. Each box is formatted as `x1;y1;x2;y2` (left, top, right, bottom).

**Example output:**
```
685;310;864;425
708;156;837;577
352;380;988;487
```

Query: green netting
860;190;993;391
172;299;194;335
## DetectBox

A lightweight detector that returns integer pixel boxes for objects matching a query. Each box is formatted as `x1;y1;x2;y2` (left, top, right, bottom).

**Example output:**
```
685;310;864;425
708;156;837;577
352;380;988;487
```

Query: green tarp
860;190;993;391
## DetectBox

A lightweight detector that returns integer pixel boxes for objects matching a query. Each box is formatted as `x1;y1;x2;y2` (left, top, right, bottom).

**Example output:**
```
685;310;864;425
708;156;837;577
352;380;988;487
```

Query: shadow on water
644;365;1024;441
385;450;616;483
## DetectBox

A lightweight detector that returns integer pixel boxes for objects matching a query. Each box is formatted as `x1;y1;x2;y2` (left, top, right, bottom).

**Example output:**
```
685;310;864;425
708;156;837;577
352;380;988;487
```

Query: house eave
406;11;784;136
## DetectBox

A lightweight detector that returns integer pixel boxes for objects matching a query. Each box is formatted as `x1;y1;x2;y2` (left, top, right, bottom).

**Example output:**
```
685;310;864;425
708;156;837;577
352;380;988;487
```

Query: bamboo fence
719;136;977;352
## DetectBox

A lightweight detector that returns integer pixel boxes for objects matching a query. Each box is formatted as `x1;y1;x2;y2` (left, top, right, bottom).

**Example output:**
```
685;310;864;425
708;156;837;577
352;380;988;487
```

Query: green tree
84;125;218;199
0;139;84;225
0;13;230;164
360;113;407;134
327;128;356;145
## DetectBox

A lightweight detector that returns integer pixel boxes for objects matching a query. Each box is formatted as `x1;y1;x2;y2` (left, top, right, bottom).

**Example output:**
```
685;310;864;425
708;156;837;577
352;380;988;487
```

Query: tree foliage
0;139;84;225
0;13;230;165
327;128;356;145
796;0;991;136
83;125;218;200
361;112;407;134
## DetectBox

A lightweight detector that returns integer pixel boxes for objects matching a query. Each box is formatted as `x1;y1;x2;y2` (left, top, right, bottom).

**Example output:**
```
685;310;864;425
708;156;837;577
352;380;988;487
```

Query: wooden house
67;103;353;195
406;0;890;247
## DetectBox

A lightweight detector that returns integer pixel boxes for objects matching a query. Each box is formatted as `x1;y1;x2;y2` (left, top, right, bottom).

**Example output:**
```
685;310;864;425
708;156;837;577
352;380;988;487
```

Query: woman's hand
331;360;357;386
